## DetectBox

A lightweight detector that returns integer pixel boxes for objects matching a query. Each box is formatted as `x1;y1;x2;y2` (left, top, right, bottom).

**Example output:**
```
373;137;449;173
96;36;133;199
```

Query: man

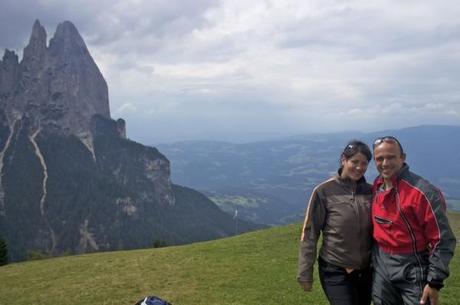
371;136;456;305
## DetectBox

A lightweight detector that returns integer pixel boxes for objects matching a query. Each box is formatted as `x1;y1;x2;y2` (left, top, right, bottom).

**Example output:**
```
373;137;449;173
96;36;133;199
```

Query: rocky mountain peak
52;21;83;43
1;20;111;149
1;49;19;66
21;20;47;71
0;50;20;99
48;21;90;62
46;20;111;120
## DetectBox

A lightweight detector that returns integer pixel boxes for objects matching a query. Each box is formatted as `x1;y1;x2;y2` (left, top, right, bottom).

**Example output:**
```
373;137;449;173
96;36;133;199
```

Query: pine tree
0;236;8;266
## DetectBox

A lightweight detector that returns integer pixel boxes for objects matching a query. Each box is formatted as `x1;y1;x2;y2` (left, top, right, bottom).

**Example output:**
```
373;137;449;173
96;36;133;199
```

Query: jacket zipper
395;188;425;294
351;186;363;258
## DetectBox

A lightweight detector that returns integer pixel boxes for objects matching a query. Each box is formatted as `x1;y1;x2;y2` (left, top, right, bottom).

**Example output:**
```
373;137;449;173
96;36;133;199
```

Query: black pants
318;256;372;305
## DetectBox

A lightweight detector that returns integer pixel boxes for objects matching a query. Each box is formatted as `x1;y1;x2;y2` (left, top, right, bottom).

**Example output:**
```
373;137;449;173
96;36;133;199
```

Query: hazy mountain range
158;125;460;225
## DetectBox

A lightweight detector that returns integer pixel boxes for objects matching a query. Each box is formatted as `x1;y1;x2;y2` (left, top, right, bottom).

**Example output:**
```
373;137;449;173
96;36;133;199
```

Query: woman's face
341;152;369;181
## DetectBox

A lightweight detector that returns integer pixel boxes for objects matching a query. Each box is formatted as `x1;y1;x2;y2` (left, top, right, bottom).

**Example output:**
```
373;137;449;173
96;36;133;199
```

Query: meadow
0;213;458;305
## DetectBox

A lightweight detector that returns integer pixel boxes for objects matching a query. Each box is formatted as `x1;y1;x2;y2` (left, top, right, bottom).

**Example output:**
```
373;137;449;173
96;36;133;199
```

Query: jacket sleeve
297;188;326;283
418;187;456;288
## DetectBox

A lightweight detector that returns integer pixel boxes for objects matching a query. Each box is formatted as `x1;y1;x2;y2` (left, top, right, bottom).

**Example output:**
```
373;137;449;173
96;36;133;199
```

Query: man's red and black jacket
372;164;457;289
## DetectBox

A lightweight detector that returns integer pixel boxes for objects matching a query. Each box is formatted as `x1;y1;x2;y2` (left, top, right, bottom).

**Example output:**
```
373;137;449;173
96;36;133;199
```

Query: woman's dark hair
340;140;372;164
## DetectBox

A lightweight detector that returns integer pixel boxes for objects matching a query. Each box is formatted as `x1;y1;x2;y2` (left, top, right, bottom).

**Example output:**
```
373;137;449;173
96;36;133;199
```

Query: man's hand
420;284;439;305
298;281;312;292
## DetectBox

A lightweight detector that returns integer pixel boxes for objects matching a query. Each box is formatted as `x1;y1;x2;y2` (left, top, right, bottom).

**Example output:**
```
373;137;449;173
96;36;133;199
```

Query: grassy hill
0;214;459;305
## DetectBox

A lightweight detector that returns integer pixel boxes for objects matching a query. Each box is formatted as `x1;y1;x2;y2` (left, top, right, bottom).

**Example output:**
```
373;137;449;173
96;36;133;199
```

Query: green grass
0;213;458;305
448;211;460;240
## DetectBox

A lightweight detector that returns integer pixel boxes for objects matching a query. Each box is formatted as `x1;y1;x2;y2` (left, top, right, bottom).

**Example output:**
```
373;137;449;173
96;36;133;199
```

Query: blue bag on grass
135;295;172;305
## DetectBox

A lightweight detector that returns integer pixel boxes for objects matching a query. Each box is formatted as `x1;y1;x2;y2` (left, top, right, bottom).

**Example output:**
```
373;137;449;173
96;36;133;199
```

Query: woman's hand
299;281;313;292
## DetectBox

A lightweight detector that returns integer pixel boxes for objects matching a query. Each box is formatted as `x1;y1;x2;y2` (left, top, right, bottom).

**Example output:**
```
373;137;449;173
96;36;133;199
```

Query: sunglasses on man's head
373;136;404;153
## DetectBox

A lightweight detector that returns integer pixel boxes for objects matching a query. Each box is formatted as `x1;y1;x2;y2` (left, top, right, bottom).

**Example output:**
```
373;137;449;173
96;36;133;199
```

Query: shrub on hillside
0;236;8;266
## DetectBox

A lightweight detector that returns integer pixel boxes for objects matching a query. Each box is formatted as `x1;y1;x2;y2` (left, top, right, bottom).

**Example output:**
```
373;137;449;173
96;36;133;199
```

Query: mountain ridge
158;124;460;225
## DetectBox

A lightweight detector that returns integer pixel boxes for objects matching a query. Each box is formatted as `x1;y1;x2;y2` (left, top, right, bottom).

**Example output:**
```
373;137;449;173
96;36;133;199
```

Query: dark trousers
372;246;429;305
318;256;372;305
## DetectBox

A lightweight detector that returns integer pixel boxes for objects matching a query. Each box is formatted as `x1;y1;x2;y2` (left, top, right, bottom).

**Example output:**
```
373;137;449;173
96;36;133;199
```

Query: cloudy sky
1;0;460;144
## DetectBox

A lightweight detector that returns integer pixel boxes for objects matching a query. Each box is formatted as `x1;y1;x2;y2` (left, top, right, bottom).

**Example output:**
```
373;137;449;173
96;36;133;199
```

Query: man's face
373;142;406;180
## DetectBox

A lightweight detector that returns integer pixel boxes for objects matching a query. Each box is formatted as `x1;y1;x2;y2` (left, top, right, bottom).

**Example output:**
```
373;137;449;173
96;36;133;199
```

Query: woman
297;140;373;305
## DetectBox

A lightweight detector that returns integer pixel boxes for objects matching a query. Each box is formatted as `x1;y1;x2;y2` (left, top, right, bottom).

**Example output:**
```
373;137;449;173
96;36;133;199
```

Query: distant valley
158;125;460;225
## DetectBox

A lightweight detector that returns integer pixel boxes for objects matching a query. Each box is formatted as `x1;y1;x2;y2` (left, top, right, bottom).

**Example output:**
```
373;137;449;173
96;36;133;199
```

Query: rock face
0;21;260;261
1;21;110;155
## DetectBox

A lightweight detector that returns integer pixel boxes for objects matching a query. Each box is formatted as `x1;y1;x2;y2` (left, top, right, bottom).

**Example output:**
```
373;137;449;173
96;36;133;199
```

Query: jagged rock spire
0;50;20;98
1;49;19;65
49;21;90;59
0;19;112;161
47;20;111;119
21;20;47;70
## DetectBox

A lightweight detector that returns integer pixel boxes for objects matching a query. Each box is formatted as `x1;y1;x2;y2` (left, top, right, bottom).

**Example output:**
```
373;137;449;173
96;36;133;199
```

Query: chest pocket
374;215;392;225
373;190;409;237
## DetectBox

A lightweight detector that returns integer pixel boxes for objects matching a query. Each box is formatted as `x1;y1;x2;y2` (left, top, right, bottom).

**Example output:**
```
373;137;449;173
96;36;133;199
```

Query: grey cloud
2;0;460;143
275;3;460;60
0;0;220;54
83;0;220;48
